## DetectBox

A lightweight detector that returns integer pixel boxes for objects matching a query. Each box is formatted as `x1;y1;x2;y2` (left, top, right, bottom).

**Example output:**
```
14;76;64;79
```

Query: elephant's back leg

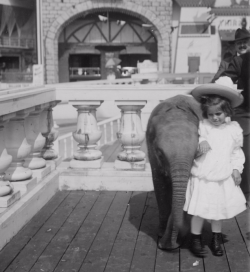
148;145;172;237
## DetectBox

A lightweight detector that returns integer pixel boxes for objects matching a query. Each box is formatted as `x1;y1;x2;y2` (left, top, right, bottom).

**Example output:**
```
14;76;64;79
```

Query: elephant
146;94;203;250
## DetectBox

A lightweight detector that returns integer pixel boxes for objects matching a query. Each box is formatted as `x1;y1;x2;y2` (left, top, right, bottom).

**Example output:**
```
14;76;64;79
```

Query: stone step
0;170;59;251
58;162;153;191
11;177;37;196
32;165;52;182
0;190;21;208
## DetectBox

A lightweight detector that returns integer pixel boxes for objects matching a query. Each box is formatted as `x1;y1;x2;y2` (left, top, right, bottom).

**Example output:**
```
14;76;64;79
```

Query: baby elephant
146;94;202;250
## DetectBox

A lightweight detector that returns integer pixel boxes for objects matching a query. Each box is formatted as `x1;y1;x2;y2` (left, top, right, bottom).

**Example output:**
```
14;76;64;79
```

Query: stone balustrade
55;83;194;170
0;85;57;204
0;82;195;204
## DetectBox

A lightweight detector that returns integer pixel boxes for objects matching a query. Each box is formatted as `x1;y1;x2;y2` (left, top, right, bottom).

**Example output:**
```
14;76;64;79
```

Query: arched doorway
58;11;157;82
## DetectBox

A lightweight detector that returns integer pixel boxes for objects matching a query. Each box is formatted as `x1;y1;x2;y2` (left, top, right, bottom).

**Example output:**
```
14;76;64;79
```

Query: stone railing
55;83;194;170
0;82;194;206
0;85;58;206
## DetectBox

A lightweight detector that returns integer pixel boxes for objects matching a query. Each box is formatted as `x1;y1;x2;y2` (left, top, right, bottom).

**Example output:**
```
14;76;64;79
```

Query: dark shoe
211;232;224;256
190;234;207;257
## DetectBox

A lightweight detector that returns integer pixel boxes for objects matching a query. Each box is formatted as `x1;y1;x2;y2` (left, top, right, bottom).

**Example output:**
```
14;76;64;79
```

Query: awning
119;46;151;55
72;46;101;54
219;30;236;41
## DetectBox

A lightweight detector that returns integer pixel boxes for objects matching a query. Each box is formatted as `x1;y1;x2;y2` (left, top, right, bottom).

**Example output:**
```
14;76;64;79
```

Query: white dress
183;119;246;220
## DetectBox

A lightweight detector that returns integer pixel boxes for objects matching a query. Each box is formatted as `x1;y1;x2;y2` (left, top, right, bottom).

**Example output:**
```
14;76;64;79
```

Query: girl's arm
196;121;211;157
230;123;245;185
231;147;245;186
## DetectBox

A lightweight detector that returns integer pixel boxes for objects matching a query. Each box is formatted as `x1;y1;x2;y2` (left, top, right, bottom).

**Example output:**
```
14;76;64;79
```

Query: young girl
184;82;247;257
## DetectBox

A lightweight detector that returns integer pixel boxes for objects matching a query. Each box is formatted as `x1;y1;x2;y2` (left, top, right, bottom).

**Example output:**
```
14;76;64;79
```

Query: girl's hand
198;141;211;154
232;169;241;186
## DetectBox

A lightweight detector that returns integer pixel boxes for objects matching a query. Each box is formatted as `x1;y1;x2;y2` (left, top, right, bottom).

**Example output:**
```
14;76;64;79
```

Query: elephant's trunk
170;160;191;243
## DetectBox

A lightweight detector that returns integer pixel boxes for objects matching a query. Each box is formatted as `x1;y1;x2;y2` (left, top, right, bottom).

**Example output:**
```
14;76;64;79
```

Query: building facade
172;0;250;74
42;0;173;84
0;0;37;83
0;0;249;84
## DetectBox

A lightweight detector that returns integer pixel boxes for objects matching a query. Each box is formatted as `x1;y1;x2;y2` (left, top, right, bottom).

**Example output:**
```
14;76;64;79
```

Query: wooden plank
104;192;148;272
79;192;132;272
11;192;98;272
148;191;180;272
203;220;230;272
4;191;81;272
155;249;180;272
129;193;158;272
0;191;69;272
235;208;250;255
222;216;250;272
53;191;116;272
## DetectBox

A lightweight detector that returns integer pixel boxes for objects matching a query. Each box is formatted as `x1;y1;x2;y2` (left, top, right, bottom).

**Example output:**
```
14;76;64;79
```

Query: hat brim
191;83;244;108
228;35;250;44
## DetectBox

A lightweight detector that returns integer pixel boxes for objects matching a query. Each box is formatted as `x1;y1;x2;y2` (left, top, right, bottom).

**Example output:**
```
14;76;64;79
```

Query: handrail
0;37;34;49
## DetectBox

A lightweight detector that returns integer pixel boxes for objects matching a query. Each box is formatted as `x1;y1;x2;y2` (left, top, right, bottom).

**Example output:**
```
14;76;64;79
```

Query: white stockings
191;216;222;234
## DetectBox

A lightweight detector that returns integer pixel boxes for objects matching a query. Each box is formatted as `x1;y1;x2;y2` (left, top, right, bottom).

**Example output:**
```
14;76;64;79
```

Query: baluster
0;116;14;196
70;101;104;169
40;101;60;160
117;118;121;132
110;121;114;142
63;139;67;159
4;109;33;181
115;101;147;170
23;105;46;169
104;124;107;144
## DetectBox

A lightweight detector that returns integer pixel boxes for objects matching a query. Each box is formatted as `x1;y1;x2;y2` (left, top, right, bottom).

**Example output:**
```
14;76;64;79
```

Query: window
179;23;210;36
188;56;200;73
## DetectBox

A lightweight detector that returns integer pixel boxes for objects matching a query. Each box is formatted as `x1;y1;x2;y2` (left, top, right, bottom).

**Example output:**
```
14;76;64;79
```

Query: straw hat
191;77;244;108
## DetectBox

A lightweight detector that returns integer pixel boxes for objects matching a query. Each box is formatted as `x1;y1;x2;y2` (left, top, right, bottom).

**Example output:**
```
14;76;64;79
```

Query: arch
45;1;171;83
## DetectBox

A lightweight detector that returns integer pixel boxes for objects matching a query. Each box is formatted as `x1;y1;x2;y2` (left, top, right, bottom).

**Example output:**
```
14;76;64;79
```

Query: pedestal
40;101;60;160
24;105;46;169
4;110;33;181
115;101;147;170
0;119;13;196
70;156;104;169
69;101;103;169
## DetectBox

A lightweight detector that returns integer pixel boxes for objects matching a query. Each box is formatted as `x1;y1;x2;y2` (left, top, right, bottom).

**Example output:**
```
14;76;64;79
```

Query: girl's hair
200;95;234;118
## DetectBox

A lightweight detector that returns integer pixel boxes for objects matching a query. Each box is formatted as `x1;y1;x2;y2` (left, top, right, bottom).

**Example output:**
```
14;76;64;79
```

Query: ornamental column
0;115;13;196
70;101;103;169
23;105;46;169
40;101;60;160
4;109;33;181
115;100;147;170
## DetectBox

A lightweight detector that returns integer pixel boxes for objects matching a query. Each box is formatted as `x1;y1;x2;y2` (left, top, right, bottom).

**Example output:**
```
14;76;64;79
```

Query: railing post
23;105;47;169
4;109;33;181
70;100;103;169
0;116;14;196
115;100;147;170
40;101;60;160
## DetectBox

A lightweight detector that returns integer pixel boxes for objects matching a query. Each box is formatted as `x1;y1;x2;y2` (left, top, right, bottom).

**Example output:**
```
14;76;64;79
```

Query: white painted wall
174;6;250;74
180;7;210;22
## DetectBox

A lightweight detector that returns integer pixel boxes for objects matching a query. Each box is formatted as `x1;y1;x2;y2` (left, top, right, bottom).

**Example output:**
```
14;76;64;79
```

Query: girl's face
207;105;227;126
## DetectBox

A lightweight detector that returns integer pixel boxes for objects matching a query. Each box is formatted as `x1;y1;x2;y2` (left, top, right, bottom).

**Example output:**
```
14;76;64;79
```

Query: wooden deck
0;190;249;272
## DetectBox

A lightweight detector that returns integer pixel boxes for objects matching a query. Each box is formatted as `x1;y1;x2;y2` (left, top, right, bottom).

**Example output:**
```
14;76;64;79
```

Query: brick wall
42;0;173;83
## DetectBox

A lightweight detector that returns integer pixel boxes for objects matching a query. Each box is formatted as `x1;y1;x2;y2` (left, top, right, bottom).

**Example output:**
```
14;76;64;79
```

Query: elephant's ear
176;97;203;121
